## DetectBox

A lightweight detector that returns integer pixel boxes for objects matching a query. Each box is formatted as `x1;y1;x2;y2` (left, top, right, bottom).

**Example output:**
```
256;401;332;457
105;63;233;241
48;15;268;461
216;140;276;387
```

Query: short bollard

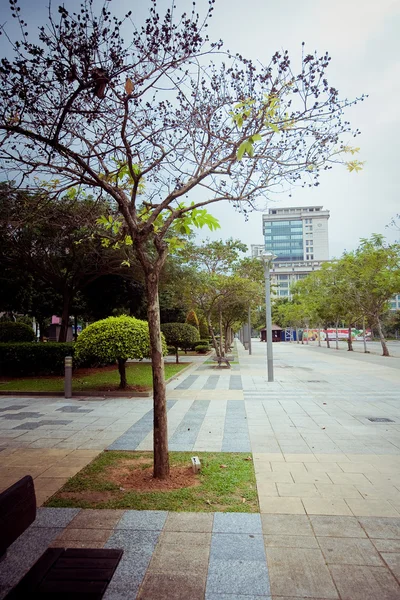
64;355;73;399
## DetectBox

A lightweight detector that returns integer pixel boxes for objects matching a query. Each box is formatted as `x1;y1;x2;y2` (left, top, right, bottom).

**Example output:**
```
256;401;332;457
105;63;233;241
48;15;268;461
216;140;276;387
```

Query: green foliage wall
0;342;74;376
0;321;35;343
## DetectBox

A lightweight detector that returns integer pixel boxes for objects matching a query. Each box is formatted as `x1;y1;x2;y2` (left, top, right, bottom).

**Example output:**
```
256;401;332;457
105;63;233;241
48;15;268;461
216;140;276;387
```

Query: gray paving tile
310;516;367;538
169;400;210;450
229;376;243;390
266;547;338;598
205;595;271;600
0;405;28;412
107;402;176;451
381;553;400;579
175;375;199;390
261;514;313;536
38;420;72;426
1;412;43;420
33;508;81;528
358;517;400;539
103;583;139;600
116;510;167;531
138;573;206;600
104;528;162;598
164;512;213;532
210;533;266;561
213;513;262;534
56;406;93;413
12;422;42;430
0;527;61;597
206;560;270;596
221;400;251;452
318;537;383;566
204;376;219;390
329;564;400;600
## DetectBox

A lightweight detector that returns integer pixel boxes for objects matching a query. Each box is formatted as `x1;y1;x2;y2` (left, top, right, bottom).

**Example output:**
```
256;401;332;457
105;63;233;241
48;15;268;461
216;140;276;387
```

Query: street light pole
262;251;277;382
248;305;252;355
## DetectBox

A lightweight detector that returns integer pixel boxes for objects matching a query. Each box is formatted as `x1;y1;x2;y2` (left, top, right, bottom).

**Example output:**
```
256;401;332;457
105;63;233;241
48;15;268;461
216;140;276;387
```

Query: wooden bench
0;476;123;599
211;354;234;368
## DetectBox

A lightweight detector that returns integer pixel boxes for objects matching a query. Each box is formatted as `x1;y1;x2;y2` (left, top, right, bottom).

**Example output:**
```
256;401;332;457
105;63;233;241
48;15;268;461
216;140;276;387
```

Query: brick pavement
1;339;400;598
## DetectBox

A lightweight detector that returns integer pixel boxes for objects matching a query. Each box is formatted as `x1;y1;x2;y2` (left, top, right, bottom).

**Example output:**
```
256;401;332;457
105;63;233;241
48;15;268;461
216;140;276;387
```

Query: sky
1;0;399;258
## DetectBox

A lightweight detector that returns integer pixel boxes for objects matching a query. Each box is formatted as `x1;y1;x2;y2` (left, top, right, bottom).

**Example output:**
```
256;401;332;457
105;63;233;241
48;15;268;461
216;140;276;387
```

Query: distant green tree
185;310;199;331
161;323;200;364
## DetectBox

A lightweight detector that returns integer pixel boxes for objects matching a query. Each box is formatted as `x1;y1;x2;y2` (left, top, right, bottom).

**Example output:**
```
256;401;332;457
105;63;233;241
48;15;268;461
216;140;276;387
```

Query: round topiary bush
75;315;167;389
161;322;200;363
0;321;35;343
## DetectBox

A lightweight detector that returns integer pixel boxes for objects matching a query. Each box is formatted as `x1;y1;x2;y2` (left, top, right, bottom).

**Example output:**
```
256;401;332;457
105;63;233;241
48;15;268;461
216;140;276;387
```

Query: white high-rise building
252;205;330;298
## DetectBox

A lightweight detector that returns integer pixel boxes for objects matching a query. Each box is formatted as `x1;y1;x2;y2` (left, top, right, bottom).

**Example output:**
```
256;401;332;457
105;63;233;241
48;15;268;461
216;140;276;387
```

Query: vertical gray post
64;355;72;399
248;305;252;355
264;262;274;382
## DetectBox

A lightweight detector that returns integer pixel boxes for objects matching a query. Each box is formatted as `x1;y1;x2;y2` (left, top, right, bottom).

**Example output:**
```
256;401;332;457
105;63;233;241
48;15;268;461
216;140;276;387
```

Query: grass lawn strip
0;362;188;393
45;451;258;513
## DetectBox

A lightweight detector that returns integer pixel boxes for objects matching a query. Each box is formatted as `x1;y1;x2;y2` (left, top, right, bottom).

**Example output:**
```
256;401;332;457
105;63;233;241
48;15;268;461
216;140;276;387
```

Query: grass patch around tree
45;451;258;512
0;362;188;393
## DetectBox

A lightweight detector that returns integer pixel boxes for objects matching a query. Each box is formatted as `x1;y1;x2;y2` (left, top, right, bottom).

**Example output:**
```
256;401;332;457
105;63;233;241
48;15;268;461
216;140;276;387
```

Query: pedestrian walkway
1;339;400;598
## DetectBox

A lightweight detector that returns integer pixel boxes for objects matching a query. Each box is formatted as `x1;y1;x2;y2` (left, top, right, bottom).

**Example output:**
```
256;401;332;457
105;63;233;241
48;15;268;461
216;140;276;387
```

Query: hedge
195;344;209;354
0;343;75;377
0;321;36;343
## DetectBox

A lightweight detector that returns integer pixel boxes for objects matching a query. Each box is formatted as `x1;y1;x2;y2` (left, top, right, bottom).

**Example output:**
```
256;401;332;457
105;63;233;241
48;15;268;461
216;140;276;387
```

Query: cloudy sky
2;0;399;257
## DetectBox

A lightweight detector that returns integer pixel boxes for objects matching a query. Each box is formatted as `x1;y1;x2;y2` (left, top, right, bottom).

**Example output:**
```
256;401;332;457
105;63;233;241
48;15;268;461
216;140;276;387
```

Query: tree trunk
208;315;220;357
347;324;353;351
219;309;224;357
318;327;321;347
224;323;230;354
175;346;179;364
362;317;369;354
325;326;330;349
37;318;44;342
118;358;127;389
146;272;169;479
335;320;339;350
59;292;72;342
376;317;390;357
296;327;299;344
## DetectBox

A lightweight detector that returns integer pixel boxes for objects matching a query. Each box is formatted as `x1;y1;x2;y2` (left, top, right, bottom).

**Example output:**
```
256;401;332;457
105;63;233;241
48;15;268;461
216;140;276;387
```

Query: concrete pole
248;305;252;355
264;262;274;382
64;355;73;399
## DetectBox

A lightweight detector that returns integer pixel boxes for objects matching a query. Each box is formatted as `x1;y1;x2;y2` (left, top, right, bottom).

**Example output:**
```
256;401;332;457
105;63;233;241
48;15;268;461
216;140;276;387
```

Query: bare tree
0;0;364;477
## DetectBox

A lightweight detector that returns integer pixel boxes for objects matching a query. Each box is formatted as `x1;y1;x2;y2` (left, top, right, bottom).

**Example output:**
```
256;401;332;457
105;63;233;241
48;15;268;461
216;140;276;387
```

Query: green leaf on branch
346;160;365;173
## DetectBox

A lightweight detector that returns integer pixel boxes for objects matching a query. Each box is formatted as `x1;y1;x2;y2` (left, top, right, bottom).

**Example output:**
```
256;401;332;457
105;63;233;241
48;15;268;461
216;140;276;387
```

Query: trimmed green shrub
161;322;200;363
0;321;35;343
194;339;211;348
195;344;210;354
0;342;74;376
185;310;199;330
75;315;167;389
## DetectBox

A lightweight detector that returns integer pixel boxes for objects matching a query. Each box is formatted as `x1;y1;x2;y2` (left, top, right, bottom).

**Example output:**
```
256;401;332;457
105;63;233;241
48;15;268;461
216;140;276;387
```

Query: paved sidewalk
1;339;400;598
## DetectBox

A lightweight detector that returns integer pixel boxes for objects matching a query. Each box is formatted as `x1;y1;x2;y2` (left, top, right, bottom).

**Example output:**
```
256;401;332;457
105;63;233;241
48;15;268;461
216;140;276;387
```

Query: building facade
252;205;330;298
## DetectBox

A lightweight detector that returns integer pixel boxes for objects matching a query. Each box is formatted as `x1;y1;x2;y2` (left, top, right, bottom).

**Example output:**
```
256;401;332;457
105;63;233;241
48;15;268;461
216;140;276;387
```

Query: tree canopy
0;0;365;478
